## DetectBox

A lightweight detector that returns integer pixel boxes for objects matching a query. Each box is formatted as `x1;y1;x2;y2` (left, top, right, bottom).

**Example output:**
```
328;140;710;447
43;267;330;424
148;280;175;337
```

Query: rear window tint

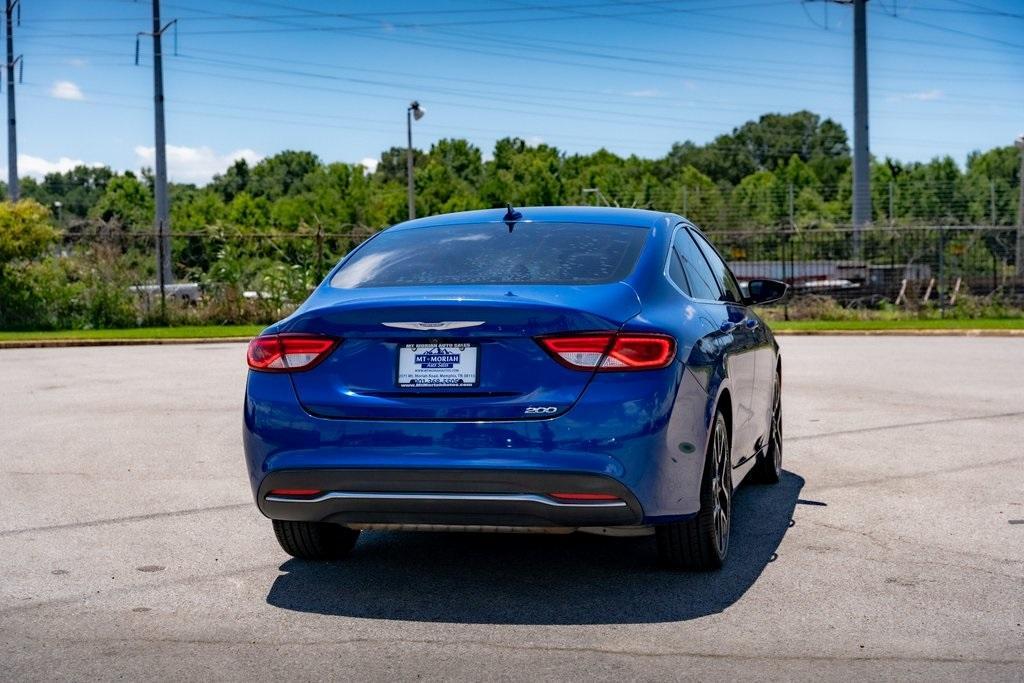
330;222;649;288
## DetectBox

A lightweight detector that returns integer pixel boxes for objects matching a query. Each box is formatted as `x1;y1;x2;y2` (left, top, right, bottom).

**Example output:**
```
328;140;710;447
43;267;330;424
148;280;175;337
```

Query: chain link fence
705;225;1023;307
4;219;1022;331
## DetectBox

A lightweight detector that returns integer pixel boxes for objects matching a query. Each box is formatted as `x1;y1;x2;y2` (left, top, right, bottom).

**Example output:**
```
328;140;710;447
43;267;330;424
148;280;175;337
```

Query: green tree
675;165;724;228
731;171;784;228
480;137;563;207
415;139;487;215
21;165;115;219
374;146;426;186
0;200;60;265
248;151;320;200
90;173;154;231
962;146;1019;225
208;159;252;202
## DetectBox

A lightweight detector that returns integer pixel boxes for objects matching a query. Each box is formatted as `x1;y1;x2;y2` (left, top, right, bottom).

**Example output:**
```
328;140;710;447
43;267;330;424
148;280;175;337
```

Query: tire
655;411;732;571
751;372;783;484
272;520;360;561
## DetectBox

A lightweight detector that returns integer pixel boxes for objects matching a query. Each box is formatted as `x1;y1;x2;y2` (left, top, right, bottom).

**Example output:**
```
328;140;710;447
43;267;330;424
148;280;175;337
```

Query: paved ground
1;337;1022;681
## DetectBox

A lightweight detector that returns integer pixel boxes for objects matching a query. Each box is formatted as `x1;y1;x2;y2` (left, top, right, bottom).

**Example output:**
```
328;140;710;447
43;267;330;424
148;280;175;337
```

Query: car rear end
243;209;704;540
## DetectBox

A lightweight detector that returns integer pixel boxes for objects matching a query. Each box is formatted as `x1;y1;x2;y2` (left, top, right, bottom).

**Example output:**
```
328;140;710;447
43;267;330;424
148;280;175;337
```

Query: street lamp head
53;201;62;208
409;100;425;121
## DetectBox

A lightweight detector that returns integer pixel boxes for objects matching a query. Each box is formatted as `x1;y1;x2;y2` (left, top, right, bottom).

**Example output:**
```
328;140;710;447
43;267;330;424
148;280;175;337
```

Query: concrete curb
2;328;1023;348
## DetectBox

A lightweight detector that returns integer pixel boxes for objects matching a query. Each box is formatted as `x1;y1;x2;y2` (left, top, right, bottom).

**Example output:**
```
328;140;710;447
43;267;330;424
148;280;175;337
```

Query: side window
690;229;743;304
673;229;721;301
667;247;690;296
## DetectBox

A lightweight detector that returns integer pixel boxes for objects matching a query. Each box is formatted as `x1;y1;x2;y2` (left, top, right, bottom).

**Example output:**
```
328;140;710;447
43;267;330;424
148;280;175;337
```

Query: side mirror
745;279;789;306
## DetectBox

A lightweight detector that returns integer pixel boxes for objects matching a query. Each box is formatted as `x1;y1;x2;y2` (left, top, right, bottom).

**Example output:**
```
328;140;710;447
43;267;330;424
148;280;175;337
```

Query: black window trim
664;222;723;304
687;226;746;306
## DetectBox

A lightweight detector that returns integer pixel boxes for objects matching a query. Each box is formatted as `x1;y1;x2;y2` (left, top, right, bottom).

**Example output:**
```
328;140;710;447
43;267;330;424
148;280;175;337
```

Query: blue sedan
243;206;787;570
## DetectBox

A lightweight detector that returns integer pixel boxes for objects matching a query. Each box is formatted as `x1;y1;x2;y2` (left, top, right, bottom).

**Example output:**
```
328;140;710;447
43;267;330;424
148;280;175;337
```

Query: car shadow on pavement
266;471;804;625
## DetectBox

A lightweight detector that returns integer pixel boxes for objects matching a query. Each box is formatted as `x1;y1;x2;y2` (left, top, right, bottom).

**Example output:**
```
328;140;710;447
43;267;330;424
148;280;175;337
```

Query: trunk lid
282;283;640;420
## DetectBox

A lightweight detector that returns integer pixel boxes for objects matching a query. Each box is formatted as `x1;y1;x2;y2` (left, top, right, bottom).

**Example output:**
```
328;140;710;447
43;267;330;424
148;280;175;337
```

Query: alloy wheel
770;380;783;477
709;420;731;557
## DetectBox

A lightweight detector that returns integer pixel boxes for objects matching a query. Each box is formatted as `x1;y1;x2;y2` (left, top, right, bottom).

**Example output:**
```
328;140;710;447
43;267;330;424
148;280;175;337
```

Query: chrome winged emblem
381;321;485;331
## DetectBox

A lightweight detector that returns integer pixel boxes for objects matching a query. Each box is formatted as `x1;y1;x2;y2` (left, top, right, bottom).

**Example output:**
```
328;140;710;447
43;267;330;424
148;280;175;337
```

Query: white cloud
360;156;379;174
133;145;263;184
50;80;84;101
525;136;545;147
0;154;102;181
67;58;88;68
626;88;661;98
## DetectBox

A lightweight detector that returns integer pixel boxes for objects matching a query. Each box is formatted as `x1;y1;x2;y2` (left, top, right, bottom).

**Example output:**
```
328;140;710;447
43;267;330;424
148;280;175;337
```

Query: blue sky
9;0;1024;184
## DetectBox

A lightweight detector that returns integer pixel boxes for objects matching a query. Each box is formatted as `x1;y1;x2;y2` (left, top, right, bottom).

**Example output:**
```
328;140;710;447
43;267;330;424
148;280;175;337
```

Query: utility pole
138;0;175;287
804;1;871;253
1015;134;1024;277
406;100;424;221
5;0;21;200
850;0;870;258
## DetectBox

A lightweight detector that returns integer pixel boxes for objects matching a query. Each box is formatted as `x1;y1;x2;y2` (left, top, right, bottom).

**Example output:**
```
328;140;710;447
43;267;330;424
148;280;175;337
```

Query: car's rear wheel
655;411;732;570
272;520;360;560
751;372;783;484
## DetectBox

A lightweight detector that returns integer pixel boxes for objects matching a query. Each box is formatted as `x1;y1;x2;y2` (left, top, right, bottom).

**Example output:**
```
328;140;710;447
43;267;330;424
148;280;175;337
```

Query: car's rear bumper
257;468;643;527
243;366;712;522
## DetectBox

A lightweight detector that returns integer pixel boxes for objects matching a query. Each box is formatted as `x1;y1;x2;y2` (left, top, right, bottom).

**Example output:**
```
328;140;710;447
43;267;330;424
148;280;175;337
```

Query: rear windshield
330;222;649;288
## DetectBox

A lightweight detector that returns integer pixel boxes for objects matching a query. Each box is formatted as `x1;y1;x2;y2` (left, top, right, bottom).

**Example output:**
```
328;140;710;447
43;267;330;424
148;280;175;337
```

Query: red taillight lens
246;334;338;372
538;332;675;371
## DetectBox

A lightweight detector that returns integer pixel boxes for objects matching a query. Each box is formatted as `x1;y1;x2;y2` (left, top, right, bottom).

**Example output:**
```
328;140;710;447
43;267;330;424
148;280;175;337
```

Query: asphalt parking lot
1;336;1022;680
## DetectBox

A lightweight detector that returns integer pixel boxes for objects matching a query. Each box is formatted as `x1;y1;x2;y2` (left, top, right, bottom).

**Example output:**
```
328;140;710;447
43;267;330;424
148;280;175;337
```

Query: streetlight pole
406;100;424;221
1015;134;1024;278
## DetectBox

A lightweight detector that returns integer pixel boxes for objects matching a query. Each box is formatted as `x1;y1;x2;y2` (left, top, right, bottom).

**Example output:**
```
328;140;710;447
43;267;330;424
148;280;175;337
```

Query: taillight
537;332;675;371
246;334;338;372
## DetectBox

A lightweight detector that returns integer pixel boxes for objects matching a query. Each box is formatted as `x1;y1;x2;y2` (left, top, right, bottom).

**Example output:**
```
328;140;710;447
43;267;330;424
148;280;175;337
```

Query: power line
870;5;1024;49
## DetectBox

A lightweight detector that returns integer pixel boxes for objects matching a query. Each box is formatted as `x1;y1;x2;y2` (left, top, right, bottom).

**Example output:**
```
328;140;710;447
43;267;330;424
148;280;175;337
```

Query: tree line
1;110;1021;330
14;109;1022;234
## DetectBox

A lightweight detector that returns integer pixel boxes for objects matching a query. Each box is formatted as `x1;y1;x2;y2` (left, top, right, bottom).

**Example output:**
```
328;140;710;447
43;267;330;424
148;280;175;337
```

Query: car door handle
744;318;759;330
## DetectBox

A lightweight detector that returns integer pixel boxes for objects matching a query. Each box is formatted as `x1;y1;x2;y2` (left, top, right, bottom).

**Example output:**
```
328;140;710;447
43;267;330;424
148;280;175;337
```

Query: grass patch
770;318;1024;331
0;325;264;341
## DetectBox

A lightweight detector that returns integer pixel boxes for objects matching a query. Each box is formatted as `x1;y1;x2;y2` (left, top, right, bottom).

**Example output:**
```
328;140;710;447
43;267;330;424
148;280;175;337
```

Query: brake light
246;334;338;372
538;332;675;371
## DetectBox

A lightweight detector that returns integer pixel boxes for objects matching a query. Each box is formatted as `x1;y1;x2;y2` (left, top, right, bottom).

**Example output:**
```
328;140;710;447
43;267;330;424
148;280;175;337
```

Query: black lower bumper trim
257;468;643;527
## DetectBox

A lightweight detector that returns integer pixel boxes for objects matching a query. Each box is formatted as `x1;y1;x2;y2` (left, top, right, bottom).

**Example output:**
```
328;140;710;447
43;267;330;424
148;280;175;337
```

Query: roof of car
387;206;679;231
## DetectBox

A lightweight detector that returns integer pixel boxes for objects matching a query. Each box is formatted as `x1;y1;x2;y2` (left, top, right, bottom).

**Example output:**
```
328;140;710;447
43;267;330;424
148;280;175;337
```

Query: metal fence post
783;233;790;321
889;181;894;227
315;220;324;284
989;180;997;227
788;183;794;229
938;229;946;317
157;219;166;323
1016;141;1024;277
